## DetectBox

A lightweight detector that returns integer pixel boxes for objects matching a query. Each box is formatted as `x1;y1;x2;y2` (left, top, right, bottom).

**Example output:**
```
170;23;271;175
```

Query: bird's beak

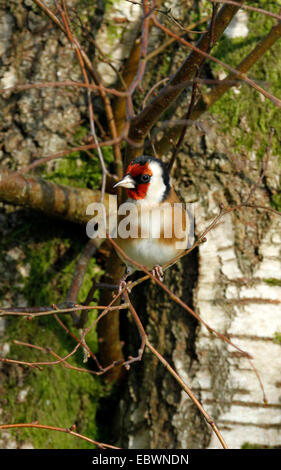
113;174;136;189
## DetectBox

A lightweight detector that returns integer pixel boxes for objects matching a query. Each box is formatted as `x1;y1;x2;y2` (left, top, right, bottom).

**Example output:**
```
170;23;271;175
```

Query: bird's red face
125;161;152;200
113;156;170;203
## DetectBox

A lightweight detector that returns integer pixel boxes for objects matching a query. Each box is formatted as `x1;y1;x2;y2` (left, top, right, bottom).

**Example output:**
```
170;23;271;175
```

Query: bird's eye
140;174;151;183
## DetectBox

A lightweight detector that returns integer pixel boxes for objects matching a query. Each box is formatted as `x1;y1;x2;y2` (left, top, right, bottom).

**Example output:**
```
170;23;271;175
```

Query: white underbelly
116;201;189;271
118;238;180;270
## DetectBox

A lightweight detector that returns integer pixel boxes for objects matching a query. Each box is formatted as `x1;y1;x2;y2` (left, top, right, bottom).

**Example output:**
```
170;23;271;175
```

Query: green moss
105;0;122;12
0;111;111;447
241;442;279;449
70;1;100;40
106;23;121;47
77;0;98;19
272;192;281;212
210;3;281;159
264;278;281;287
43;126;114;190
4;312;105;449
159;55;171;77
273;332;281;345
0;210;107;448
103;0;123;46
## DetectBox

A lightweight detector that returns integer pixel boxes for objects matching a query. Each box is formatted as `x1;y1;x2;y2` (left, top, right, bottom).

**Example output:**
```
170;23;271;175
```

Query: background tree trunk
112;1;281;447
117;120;281;449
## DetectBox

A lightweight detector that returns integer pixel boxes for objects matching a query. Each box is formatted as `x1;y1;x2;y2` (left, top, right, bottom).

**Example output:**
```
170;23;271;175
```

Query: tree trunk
117;119;281;449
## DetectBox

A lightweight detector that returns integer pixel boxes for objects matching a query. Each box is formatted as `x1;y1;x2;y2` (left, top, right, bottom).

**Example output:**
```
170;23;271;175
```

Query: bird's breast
117;237;180;270
115;201;188;270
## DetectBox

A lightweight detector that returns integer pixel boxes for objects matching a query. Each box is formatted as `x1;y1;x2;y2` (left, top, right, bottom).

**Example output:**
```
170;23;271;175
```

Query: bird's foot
152;264;164;282
118;273;131;294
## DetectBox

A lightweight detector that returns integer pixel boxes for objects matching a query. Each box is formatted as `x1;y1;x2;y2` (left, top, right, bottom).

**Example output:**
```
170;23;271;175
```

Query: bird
113;155;190;289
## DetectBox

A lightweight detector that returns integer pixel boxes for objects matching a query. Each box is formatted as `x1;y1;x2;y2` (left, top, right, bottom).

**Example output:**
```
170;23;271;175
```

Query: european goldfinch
113;155;190;285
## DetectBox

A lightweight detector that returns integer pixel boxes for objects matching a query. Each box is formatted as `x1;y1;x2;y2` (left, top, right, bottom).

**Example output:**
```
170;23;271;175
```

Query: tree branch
125;1;244;163
153;18;281;156
0;168;106;226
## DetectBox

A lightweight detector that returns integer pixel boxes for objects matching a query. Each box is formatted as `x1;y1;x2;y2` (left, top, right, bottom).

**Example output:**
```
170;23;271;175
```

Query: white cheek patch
145;161;167;203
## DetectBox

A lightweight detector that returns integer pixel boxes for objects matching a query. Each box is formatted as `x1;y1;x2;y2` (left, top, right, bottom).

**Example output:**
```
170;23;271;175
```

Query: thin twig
122;290;146;369
144;15;212;62
146;338;228;449
66;239;98;324
108;236;252;359
0;80;128;98
59;1;108;203
0;304;127;318
210;0;281;21
0;423;119;449
153;19;281;156
33;0;123;177
17;123;129;174
152;14;281;109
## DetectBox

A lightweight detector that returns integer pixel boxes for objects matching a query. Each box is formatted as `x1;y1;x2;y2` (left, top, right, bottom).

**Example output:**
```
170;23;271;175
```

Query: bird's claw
118;279;127;293
152;265;164;282
118;276;131;293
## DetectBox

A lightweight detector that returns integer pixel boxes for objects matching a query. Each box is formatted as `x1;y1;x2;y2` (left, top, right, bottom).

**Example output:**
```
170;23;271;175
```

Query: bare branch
0;168;106;226
146;338;228;449
125;1;246;163
154;19;281;156
0;423;120;449
210;0;281;21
